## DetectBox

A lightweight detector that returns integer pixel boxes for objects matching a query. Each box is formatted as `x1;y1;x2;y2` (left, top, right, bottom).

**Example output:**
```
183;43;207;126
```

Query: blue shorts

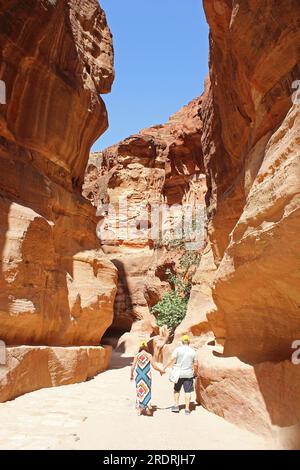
174;377;194;393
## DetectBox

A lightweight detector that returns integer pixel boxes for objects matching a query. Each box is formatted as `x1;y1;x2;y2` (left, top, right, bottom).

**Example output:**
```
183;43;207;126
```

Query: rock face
84;98;207;351
196;345;300;440
0;0;117;346
0;0;117;397
174;242;216;342
191;0;300;440
0;345;112;402
2;0;298;440
202;0;300;362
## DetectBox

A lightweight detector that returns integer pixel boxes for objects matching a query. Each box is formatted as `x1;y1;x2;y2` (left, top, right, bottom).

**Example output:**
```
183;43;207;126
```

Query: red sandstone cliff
193;0;300;441
1;0;299;444
84;0;300;443
84;97;207;352
0;0;117;400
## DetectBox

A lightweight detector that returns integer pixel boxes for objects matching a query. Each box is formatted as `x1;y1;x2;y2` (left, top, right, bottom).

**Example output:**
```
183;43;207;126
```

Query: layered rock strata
0;0;116;398
192;0;300;442
0;345;111;402
84;98;207;350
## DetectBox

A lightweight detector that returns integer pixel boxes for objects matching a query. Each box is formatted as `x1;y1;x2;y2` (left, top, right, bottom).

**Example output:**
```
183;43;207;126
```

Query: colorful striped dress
135;351;152;409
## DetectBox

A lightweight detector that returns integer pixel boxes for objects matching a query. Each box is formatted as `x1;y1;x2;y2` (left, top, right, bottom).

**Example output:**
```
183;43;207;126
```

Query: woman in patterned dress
130;341;164;416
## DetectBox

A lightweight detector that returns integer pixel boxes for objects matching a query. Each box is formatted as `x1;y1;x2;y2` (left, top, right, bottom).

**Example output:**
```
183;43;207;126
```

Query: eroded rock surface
201;0;300;364
0;0;117;346
0;0;117;398
84;98;207;350
196;345;300;443
0;345;112;402
193;0;300;439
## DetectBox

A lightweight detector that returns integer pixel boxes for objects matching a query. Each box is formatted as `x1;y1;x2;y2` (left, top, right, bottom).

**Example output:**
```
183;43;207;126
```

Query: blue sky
93;0;209;151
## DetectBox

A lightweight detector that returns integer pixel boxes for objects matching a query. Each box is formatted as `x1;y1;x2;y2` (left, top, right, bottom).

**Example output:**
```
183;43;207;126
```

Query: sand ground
0;353;272;450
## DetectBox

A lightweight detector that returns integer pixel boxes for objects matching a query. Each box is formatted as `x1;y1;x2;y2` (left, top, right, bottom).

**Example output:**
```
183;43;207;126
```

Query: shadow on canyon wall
254;362;300;431
102;259;135;351
0;138;104;346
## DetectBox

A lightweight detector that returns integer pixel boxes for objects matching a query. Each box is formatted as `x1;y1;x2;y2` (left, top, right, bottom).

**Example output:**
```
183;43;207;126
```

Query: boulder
0;345;112;402
196;344;300;445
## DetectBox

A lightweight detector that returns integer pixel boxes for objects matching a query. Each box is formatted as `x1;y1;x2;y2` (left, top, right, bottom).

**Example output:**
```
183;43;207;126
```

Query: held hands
159;364;169;376
156;362;165;376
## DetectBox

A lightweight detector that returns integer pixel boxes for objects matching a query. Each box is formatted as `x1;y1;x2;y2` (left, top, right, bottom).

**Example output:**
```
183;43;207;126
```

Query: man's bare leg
185;393;191;412
172;392;180;412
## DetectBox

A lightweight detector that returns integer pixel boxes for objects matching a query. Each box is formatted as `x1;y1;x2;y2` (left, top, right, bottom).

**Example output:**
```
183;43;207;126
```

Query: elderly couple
130;334;198;416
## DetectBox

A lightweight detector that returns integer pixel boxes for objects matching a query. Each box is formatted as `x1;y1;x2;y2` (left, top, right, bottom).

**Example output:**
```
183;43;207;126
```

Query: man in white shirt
164;334;198;415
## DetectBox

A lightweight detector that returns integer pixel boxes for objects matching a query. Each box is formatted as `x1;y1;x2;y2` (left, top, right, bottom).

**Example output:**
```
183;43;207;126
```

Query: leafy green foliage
179;251;201;276
165;269;192;297
151;249;202;330
152;291;188;329
152;235;186;250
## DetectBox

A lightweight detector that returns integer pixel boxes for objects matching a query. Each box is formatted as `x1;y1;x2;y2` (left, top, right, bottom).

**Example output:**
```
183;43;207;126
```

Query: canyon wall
3;0;297;440
84;97;207;353
0;0;117;400
82;0;300;442
193;0;300;442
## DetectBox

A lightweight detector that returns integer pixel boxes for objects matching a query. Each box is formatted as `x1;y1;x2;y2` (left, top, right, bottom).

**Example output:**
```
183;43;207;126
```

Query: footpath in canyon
0;0;300;450
0;353;267;450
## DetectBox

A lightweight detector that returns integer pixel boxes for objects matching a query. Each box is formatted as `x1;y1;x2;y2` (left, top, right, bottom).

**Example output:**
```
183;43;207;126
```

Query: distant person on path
164;334;198;415
130;341;164;416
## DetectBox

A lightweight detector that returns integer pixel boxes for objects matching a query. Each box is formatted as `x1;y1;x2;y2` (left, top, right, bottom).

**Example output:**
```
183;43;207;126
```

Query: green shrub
151;250;201;330
165;238;186;250
165;269;192;297
179;251;201;276
152;291;188;329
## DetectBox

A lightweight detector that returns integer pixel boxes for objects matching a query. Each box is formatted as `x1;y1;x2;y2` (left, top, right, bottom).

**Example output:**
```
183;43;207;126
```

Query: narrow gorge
0;0;299;450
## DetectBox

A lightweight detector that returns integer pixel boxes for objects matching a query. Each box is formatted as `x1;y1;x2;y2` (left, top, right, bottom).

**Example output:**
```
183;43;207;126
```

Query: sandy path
0;353;270;450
